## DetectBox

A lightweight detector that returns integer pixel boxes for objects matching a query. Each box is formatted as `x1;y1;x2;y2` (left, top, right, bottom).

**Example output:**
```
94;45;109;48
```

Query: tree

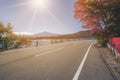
0;22;5;49
0;22;15;49
18;35;31;47
74;0;120;46
0;22;31;51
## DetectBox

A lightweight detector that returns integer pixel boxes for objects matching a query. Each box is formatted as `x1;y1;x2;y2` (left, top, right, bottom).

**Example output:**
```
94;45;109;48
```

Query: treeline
0;22;31;51
30;34;82;40
74;0;120;46
29;35;81;40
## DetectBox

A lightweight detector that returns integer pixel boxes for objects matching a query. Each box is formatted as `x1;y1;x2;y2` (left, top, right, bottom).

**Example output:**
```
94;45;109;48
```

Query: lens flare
33;0;47;8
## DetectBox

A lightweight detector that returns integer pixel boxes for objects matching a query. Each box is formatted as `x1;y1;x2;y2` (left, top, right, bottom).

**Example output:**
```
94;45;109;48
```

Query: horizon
0;0;86;34
14;29;89;35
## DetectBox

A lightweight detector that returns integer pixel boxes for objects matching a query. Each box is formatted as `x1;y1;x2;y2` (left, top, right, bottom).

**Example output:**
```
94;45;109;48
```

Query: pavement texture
0;40;115;80
79;44;114;80
97;44;120;80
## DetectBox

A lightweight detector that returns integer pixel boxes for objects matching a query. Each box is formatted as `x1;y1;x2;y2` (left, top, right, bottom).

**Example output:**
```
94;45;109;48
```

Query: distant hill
29;30;92;39
30;32;59;38
72;30;92;38
56;30;92;39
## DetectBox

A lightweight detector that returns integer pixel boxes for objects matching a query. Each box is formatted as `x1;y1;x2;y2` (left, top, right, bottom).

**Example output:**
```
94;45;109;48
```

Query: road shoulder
96;44;120;80
79;44;114;80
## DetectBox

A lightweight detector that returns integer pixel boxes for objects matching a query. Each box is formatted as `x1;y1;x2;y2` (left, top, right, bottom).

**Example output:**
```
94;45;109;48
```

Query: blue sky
0;0;84;34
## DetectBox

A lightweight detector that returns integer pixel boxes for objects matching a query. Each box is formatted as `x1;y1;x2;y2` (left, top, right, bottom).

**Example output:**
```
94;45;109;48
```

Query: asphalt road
0;40;114;80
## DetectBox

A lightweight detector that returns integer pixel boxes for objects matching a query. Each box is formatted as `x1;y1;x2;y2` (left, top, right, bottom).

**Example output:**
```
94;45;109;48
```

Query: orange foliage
74;0;100;29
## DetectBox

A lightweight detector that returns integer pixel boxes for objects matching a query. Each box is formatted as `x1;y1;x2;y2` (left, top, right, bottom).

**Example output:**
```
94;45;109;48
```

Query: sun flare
33;0;47;8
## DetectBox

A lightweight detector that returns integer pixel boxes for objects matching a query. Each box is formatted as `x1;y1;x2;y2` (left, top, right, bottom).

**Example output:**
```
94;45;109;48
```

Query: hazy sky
0;0;84;34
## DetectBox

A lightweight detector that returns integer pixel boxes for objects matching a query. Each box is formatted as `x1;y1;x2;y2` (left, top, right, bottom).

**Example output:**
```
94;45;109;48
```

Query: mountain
72;30;92;38
31;31;60;37
56;30;92;39
28;30;93;39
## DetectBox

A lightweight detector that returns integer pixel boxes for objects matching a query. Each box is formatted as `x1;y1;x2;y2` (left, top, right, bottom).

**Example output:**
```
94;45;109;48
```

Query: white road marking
72;42;94;80
35;47;64;57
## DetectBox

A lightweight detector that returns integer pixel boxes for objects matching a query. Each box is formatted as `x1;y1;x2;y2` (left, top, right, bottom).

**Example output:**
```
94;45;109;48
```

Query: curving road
0;40;114;80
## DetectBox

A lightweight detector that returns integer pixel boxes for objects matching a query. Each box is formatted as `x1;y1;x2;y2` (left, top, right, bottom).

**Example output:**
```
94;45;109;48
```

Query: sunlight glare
33;0;47;8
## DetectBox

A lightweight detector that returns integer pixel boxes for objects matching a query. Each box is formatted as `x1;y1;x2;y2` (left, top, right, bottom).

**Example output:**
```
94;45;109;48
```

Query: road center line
35;47;64;57
72;42;94;80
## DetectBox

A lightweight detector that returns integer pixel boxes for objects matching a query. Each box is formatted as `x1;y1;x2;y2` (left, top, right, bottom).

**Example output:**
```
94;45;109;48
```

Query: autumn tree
74;0;120;46
17;35;31;47
0;22;31;51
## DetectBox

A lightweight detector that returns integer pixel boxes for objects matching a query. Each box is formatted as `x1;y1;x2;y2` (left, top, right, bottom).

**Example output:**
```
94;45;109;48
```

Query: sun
33;0;47;8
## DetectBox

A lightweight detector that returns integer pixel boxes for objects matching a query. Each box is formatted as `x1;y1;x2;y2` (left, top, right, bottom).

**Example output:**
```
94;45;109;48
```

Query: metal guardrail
107;43;120;59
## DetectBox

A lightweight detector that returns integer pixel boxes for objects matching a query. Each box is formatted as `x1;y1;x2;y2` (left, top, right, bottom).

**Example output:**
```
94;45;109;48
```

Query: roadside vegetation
74;0;120;46
0;22;31;51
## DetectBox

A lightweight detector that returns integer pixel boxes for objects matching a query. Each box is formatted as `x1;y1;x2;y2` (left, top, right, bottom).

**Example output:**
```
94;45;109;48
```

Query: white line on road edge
72;42;94;80
35;47;64;57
